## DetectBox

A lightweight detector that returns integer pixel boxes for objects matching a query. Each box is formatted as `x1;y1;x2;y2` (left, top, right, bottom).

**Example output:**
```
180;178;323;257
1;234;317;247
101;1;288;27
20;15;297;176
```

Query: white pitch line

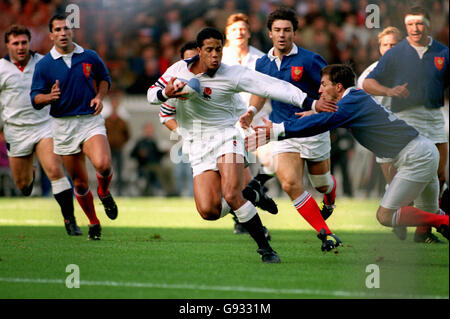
0;277;447;299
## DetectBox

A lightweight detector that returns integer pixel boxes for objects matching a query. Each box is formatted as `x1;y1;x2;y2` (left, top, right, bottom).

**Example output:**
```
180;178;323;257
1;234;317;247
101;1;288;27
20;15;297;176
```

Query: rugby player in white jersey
148;27;339;262
0;25;81;236
159;40;273;240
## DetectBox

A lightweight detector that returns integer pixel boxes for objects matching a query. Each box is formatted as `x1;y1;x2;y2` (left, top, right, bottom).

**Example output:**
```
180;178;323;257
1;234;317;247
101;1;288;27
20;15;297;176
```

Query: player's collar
50;42;84;60
267;44;298;61
185;55;219;77
342;86;356;98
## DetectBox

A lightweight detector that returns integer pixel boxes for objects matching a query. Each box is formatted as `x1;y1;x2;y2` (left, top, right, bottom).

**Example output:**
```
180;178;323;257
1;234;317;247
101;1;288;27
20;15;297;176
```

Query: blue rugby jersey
279;88;419;159
366;38;448;112
255;45;327;123
30;44;111;117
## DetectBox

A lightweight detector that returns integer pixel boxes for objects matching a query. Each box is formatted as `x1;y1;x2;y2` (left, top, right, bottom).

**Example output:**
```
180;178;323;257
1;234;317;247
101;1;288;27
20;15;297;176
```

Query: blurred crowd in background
0;0;448;197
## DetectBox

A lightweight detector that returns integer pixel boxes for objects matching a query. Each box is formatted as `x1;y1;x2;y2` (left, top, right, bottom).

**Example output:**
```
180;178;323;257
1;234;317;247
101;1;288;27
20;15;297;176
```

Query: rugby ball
174;78;200;99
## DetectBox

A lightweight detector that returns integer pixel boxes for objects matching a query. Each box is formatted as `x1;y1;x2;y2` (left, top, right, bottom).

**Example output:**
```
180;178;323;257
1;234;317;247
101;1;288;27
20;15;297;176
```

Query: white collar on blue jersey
342;86;356;98
50;42;84;60
267;44;298;61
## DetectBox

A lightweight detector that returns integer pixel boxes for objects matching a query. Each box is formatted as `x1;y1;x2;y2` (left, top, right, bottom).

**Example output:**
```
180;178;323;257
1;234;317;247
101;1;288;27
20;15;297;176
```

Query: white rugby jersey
222;45;272;114
148;57;310;137
0;52;50;126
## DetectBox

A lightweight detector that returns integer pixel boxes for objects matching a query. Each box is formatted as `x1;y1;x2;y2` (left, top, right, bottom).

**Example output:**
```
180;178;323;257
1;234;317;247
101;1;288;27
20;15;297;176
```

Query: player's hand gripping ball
174;78;201;99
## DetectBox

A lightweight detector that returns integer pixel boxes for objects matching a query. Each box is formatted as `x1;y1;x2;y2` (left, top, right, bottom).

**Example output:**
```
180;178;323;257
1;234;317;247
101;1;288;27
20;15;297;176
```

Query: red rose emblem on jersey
203;87;212;99
434;57;444;71
291;66;303;82
83;63;92;78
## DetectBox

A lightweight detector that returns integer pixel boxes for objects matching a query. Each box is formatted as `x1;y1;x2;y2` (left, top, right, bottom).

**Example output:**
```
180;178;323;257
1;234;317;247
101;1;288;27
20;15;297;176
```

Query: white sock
234;200;257;223
51;177;72;195
220;198;231;218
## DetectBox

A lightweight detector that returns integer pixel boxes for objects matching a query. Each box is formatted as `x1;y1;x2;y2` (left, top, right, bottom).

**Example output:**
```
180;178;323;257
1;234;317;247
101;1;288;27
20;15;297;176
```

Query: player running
249;64;449;242
30;14;117;240
0;24;81;236
240;7;339;248
148;27;338;262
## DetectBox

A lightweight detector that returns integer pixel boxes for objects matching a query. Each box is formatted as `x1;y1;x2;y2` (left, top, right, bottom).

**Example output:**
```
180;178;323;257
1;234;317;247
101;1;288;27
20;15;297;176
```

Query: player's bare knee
376;209;392;227
222;189;241;207
280;179;301;196
44;166;64;181
197;207;221;220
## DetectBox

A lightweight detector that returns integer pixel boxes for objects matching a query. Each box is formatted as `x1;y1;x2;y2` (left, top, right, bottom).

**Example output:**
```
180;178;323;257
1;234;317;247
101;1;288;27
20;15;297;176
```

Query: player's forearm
164;119;178;131
362;78;389;96
96;80;109;100
249;95;266;112
32;94;52;109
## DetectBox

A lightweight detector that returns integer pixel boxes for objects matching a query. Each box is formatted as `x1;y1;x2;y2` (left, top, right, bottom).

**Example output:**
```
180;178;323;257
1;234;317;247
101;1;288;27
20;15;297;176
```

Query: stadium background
0;0;448;198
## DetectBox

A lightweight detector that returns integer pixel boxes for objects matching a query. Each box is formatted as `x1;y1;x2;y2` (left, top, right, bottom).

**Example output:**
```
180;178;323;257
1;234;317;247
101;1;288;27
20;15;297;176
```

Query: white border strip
0;277;447;299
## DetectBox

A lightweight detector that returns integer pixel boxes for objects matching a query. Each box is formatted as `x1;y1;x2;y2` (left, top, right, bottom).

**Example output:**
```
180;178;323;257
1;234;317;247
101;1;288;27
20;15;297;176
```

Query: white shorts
394;106;447;144
52;114;107;155
3;121;52;157
381;135;440;210
184;127;246;177
271;131;331;161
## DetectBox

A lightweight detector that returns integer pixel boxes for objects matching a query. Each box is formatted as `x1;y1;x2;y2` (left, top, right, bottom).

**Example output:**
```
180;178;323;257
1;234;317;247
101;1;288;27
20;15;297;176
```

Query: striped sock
293;191;331;234
392;206;449;228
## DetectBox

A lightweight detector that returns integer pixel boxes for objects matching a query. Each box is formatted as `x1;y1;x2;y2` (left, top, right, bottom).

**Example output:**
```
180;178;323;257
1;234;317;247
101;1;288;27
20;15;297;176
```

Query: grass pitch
0;196;448;299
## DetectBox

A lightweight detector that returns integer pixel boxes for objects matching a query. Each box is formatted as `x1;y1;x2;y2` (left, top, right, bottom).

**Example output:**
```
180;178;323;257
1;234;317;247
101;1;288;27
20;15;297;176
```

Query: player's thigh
8;155;34;187
275;152;305;196
82;134;112;173
217;153;246;206
380;176;428;211
193;170;222;215
255;142;274;171
35;138;65;181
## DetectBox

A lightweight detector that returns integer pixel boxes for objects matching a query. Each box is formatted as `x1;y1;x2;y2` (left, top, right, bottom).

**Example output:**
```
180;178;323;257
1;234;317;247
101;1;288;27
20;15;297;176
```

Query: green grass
0;197;448;299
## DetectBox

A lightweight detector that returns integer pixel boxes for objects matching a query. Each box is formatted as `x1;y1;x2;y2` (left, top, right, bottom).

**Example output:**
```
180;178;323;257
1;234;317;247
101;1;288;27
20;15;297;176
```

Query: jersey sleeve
235;66;314;110
366;50;394;87
91;51;112;87
30;61;50;110
147;64;178;106
159;101;177;124
281;104;350;139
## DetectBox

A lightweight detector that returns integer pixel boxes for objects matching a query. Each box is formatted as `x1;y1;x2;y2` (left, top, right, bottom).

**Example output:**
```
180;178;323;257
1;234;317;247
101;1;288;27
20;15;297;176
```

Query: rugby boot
64;218;83;236
98;190;118;220
88;224;101;240
243;179;278;214
317;228;342;252
257;247;281;263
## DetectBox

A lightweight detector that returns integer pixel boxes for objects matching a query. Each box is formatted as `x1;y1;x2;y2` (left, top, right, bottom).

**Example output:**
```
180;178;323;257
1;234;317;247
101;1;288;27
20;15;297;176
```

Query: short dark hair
49;14;68;32
267;7;298;32
320;64;356;89
405;4;430;21
4;24;31;44
196;27;224;48
180;41;197;59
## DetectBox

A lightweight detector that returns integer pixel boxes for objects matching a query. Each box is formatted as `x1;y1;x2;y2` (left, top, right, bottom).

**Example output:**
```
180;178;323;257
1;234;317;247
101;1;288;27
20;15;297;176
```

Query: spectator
104;91;130;196
130;123;176;196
